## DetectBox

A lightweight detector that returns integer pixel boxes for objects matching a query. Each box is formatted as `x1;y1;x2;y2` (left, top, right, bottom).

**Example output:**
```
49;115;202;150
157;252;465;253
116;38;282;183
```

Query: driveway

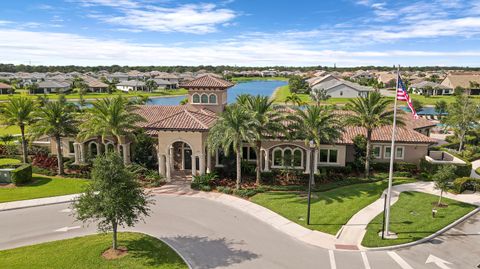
0;195;479;269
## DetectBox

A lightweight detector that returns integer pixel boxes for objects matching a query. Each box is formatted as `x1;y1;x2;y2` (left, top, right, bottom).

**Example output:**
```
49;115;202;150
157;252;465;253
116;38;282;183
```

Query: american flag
397;75;419;119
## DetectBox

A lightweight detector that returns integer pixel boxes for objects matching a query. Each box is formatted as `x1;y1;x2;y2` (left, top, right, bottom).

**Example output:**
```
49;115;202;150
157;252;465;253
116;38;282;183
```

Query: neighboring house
441;74;480;95
0;82;12;94
310;74;372;98
81;76;109;92
351;70;374;80
107;72;129;82
155;73;180;88
36;80;71;94
116;80;146;92
410;81;452;96
377;73;397;87
261;69;278;77
151;78;177;89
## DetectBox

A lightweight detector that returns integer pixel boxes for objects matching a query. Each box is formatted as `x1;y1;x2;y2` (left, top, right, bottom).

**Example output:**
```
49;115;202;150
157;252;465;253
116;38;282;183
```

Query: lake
148;80;287;106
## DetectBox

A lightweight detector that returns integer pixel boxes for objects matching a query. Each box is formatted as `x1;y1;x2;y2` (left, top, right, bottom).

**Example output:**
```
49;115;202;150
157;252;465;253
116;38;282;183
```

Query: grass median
250;177;415;235
361;191;477;247
0;232;188;269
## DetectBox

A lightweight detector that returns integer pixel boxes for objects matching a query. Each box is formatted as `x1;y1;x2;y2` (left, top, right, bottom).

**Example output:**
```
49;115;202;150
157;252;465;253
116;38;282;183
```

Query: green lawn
0;158;21;165
231;76;289;82
0;174;90;203
361;191;476;247
0;232;188;269
0;126;25;135
0;88;188;101
250;177;415;235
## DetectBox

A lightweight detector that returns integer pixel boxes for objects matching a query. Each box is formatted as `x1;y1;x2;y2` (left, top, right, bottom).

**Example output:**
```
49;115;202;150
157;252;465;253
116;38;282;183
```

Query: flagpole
384;65;400;237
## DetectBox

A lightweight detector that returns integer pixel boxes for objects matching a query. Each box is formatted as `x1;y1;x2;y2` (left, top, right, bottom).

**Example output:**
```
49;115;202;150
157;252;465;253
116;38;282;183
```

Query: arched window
192;94;200;103
201;94;209;103
283;148;292;167
89;142;98;156
273;149;282;167
293;149;302;167
106;143;115;152
209;94;217;104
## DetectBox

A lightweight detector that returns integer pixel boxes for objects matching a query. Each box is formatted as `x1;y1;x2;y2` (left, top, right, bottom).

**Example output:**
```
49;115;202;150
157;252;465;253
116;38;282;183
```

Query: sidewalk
470;159;480;179
336;182;480;248
0;194;79;211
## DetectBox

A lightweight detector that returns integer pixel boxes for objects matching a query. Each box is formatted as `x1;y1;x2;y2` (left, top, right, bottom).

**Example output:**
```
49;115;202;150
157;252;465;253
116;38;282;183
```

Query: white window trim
318;149;339;164
208;93;218;104
88;141;99;156
271;147;304;169
215;149;225;167
242;146;257;162
384;146;392;159
192;93;200;104
200;93;209;104
372;145;382;159
395;146;405;160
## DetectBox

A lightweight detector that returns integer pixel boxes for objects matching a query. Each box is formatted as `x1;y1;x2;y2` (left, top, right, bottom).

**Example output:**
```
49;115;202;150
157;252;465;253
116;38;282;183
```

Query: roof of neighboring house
155;73;179;79
377;73;396;84
38;80;70;88
117;80;146;87
0;82;12;89
152;78;175;85
135;105;217;132
81;76;108;88
441;74;480;89
180;75;234;89
410;81;450;89
340;125;436;144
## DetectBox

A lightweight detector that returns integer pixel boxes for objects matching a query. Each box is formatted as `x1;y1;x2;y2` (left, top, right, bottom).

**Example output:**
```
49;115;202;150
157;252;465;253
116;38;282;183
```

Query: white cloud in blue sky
0;0;480;66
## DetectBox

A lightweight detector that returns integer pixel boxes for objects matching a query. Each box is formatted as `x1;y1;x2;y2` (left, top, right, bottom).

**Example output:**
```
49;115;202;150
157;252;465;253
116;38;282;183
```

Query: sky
0;0;480;67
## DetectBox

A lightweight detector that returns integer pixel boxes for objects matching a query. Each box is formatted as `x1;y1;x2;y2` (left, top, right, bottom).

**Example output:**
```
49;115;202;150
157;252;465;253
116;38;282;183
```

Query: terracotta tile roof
340;126;436;144
180;75;234;89
0;82;11;89
135;105;217;132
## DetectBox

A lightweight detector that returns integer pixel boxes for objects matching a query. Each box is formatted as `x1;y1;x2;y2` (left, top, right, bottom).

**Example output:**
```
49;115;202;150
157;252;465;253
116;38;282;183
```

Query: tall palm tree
285;93;304;106
208;106;257;190
77;96;146;153
236;95;284;185
288;105;343;179
344;92;402;177
0;97;36;163
30;100;77;175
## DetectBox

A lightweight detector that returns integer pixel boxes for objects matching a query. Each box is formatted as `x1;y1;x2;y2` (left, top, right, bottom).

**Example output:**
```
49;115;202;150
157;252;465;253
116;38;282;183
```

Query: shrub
453;177;480;193
11;164;32;185
217;186;233;194
191;173;218;190
260;171;276;184
32;165;56;176
32;154;58;171
393;171;412;178
233;188;258;198
419;159;472;178
371;162;418;173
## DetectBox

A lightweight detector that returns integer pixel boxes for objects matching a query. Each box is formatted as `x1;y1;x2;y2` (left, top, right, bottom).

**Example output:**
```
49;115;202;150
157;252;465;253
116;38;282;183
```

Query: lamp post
307;140;315;225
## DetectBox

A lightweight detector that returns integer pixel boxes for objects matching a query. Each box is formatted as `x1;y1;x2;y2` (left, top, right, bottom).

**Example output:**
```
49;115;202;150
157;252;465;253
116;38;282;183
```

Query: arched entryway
172;142;193;171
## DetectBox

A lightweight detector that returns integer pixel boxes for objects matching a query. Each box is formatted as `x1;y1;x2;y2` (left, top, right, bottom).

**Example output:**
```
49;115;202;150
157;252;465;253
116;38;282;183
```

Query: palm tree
285;93;304;106
30;100;77;175
236;95;284;185
310;88;330;106
344;92;402;177
288;105;343;180
77;96;146;152
208;106;257;190
145;80;158;92
0;97;36;163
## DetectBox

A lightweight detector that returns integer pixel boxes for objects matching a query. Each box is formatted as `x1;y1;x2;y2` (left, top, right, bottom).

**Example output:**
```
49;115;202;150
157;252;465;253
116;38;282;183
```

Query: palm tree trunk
365;130;372;178
112;220;118;250
20;124;28;163
438;190;443;206
255;140;262;185
55;136;64;175
236;145;241;190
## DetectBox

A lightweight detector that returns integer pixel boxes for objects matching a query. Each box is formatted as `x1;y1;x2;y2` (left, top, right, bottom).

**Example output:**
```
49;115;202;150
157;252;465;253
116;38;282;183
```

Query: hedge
419;159;472;178
11;164;33;185
453;177;480;193
370;162;418;173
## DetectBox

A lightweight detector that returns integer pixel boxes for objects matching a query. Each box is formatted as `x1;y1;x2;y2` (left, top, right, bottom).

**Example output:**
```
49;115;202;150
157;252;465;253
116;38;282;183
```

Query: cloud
76;1;237;34
0;28;479;67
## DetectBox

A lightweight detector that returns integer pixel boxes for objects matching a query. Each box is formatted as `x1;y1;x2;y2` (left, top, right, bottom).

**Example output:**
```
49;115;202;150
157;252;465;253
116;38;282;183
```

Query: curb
0;195;78;212
362;207;480;251
147;234;193;269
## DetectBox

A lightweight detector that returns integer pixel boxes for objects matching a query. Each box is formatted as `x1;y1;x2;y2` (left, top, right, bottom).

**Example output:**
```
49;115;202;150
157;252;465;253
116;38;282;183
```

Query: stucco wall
346;143;429;165
157;131;207;156
188;88;226;114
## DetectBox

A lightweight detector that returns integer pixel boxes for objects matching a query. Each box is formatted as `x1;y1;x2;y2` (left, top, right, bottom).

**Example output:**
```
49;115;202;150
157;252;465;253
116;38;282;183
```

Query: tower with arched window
181;75;234;114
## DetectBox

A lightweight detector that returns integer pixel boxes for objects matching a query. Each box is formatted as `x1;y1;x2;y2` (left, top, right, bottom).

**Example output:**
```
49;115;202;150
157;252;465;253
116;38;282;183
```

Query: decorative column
313;149;319;174
169;146;174;171
191;155;197;176
165;151;171;182
305;149;311;174
199;153;205;175
206;146;212;173
73;142;82;164
263;149;270;172
159;154;166;176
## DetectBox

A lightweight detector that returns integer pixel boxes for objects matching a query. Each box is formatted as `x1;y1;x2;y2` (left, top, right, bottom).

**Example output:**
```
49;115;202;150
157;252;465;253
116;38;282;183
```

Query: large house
441;74;480;95
50;75;437;181
0;82;12;94
410;81;452;96
116;80;146;92
310;74;372;98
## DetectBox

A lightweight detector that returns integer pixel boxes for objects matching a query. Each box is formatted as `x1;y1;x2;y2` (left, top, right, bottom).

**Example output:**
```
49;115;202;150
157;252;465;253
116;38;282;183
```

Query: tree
352;134;368;172
453;86;465;96
288;105;343;180
412;99;423;112
73;153;152;250
285;93;304;106
442;95;480;151
434;100;448;119
288;76;308;93
236;95;284;185
310;88;330;106
77;96;146;152
433;165;456;206
26;83;39;94
145;80;158;92
208;106;257;190
344;92;403;177
0;97;36;163
30;99;77;175
72;77;88;107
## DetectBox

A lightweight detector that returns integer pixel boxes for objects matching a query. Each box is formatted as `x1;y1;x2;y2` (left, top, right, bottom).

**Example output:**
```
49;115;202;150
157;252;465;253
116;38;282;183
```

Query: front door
183;148;192;170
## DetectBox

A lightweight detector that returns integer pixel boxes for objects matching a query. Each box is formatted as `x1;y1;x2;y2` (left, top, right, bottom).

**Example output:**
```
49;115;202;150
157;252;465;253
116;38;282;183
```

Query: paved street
1;195;479;269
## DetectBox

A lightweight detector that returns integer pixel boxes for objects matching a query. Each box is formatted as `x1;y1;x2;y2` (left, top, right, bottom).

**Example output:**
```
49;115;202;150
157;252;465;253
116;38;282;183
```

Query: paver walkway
470;159;480;179
336;181;480;248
